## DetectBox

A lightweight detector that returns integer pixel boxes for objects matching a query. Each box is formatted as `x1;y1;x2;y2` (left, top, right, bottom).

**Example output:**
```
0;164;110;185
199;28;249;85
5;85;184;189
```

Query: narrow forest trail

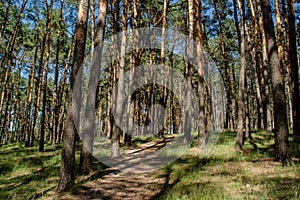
68;170;166;200
55;137;175;200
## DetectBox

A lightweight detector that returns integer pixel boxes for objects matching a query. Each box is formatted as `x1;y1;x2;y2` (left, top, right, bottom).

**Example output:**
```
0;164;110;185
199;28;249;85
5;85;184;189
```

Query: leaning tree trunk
57;0;90;191
261;0;291;165
80;0;108;172
56;34;75;143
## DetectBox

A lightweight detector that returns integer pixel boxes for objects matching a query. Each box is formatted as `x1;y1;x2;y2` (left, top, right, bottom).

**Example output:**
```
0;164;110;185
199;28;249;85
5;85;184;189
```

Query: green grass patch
0;144;62;199
153;130;300;200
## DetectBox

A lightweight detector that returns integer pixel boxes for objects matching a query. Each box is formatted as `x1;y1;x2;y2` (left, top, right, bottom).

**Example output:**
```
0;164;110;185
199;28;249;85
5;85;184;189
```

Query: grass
152;131;300;200
0;145;59;199
0;141;109;200
0;131;299;199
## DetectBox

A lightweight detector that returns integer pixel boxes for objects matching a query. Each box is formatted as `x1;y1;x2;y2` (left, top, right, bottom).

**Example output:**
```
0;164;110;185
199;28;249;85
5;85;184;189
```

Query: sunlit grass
153;130;300;200
0;143;62;199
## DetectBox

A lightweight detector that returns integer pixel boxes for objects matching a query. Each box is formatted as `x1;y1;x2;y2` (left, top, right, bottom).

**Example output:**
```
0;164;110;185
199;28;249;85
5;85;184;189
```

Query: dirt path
67;171;166;200
41;135;300;200
51;137;175;200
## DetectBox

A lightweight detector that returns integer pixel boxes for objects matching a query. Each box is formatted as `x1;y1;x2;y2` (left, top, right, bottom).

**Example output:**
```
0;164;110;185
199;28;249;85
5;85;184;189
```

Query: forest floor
0;131;299;200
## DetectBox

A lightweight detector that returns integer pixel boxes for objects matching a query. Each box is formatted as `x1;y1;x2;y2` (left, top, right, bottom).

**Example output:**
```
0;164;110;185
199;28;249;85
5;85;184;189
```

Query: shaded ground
60;171;165;200
45;137;175;200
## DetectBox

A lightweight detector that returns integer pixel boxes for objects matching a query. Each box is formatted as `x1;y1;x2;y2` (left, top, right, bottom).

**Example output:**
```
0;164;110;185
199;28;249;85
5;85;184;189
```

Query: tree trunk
12;68;21;143
235;0;247;152
0;91;10;144
256;0;273;131
249;0;264;129
281;0;293;129
124;14;135;145
57;0;90;191
287;0;300;142
182;0;194;144
261;0;291;165
195;0;206;149
274;0;285;81
39;0;53;152
56;34;75;143
0;65;10;137
39;44;50;152
24;15;40;147
80;0;108;172
111;0;123;158
30;0;53;147
159;0;168;139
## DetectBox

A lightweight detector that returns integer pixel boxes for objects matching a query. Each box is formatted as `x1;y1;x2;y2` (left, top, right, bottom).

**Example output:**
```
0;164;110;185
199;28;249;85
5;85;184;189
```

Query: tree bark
256;0;272;131
274;0;285;81
111;0;123;158
281;0;293;129
287;0;300;142
39;42;50;152
261;0;291;165
57;0;90;191
249;0;264;129
235;0;247;152
182;0;194;144
195;0;206;149
159;0;168;139
80;0;108;172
